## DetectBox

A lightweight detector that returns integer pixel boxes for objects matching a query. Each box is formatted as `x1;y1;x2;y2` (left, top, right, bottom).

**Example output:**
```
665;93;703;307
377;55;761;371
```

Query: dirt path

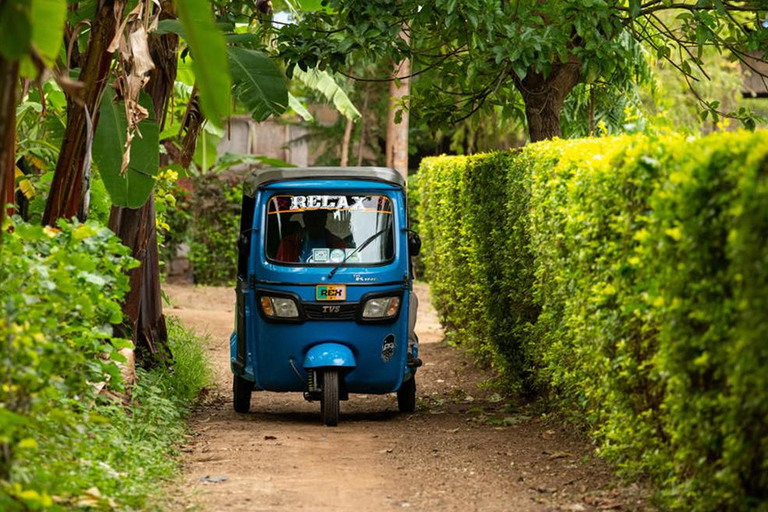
164;283;651;512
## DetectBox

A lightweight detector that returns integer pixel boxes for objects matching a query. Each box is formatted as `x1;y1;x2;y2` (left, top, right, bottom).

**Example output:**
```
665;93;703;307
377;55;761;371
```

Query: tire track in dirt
164;283;652;512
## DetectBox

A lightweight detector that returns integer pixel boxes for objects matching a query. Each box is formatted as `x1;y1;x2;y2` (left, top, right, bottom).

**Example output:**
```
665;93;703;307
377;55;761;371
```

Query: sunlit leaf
175;55;196;87
31;0;67;64
288;92;314;121
292;68;361;121
296;0;326;10
176;0;231;128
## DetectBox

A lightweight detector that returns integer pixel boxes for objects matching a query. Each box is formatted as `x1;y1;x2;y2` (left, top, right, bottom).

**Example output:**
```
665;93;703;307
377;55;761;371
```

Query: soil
163;283;653;512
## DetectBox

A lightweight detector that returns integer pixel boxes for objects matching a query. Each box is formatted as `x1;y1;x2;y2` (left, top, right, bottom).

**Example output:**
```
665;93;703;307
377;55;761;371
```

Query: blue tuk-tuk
230;167;422;426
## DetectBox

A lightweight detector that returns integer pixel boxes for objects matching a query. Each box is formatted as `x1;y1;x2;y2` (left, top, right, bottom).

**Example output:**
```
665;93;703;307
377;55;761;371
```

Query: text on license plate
316;284;346;301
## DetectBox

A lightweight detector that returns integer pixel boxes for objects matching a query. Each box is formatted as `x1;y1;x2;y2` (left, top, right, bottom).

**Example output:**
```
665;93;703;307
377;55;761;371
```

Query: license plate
316;284;346;301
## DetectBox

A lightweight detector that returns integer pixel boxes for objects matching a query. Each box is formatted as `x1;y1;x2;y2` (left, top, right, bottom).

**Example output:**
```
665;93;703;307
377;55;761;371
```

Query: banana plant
292;67;361;121
0;0;67;246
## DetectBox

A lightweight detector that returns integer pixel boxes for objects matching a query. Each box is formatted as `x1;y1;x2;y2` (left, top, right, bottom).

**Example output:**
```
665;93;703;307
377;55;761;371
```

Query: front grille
303;303;359;321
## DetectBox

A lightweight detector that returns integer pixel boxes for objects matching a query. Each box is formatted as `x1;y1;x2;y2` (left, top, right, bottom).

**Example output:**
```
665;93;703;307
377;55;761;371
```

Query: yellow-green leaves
416;130;768;511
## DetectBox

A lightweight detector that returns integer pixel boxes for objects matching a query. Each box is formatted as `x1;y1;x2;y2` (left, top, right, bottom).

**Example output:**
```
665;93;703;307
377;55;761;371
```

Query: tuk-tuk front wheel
233;374;253;414
320;369;340;427
397;375;416;413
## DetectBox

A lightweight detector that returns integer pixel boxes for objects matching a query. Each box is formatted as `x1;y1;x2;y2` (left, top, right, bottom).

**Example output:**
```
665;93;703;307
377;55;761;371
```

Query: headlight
362;296;401;319
260;296;300;318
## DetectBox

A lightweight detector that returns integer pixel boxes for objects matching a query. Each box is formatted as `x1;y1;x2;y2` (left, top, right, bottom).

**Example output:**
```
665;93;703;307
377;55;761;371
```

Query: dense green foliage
279;0;768;138
156;171;193;269
187;174;242;285
0;221;211;510
414;153;538;390
415;131;768;510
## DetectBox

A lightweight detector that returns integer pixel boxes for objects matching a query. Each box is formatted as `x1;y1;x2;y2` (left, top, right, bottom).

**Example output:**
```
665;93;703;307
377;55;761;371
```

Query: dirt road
164;283;651;512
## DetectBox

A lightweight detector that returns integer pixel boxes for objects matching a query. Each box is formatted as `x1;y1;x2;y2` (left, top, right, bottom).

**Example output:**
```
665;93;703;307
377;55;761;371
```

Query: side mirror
408;232;421;257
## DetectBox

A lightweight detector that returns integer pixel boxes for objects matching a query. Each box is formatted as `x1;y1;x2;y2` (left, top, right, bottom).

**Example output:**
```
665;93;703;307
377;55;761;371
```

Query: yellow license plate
316;284;346;301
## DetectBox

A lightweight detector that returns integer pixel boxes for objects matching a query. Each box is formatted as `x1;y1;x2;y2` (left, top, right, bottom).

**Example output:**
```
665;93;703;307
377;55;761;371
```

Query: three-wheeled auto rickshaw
230;167;422;426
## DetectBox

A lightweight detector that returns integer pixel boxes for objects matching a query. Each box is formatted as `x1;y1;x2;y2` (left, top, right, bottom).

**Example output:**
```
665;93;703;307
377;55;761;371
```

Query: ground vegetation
0;220;211;510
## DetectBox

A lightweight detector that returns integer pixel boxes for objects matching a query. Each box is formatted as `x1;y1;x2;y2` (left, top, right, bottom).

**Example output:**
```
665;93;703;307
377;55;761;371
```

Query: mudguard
303;343;356;369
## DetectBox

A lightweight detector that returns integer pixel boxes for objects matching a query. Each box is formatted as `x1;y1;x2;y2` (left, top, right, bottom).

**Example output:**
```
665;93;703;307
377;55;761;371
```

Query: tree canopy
278;0;768;140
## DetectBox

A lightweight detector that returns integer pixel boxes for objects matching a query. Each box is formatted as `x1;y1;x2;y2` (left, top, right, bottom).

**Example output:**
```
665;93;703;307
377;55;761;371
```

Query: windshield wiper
328;228;388;280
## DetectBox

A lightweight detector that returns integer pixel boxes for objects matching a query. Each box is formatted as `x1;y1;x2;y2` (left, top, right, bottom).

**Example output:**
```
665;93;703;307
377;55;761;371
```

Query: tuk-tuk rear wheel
233;374;252;414
320;370;340;427
397;375;416;413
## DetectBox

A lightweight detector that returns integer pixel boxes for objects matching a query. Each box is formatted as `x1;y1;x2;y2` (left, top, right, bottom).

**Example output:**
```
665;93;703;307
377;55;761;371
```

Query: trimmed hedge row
414;152;541;391
414;131;768;511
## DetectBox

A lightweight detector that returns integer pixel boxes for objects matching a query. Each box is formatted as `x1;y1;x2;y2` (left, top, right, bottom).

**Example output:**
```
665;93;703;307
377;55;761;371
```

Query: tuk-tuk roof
243;167;406;197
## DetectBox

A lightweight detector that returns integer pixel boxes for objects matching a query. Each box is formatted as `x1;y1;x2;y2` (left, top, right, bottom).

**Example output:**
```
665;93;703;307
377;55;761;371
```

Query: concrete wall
741;52;768;98
218;116;310;168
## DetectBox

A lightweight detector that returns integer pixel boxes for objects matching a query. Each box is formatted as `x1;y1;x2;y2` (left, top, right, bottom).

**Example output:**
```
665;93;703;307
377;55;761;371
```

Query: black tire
320;369;340;426
233;374;252;414
397;375;416;413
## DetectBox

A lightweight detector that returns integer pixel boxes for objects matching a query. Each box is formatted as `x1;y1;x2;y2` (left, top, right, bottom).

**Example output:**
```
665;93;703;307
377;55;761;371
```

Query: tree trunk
108;1;178;370
0;56;19;244
356;89;370;166
340;117;353;166
517;60;581;142
108;197;170;367
386;30;410;179
43;0;124;226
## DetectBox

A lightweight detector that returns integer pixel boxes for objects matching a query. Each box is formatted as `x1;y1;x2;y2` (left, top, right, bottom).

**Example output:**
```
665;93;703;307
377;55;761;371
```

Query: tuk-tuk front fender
303;343;356;369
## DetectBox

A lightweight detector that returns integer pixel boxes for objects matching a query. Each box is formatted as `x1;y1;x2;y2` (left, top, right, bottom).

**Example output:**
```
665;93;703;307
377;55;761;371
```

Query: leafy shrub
0;219;134;507
155;169;193;268
527;135;678;469
632;133;768;508
0;220;212;510
187;173;242;285
415;130;768;510
416;155;473;338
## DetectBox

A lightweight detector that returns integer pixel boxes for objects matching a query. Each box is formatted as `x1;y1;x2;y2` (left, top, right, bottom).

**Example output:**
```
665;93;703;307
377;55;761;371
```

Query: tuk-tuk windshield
265;194;395;265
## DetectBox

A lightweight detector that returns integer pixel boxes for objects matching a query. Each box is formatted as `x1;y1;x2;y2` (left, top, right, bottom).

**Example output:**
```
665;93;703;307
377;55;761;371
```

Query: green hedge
415;131;768;511
416;153;540;391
